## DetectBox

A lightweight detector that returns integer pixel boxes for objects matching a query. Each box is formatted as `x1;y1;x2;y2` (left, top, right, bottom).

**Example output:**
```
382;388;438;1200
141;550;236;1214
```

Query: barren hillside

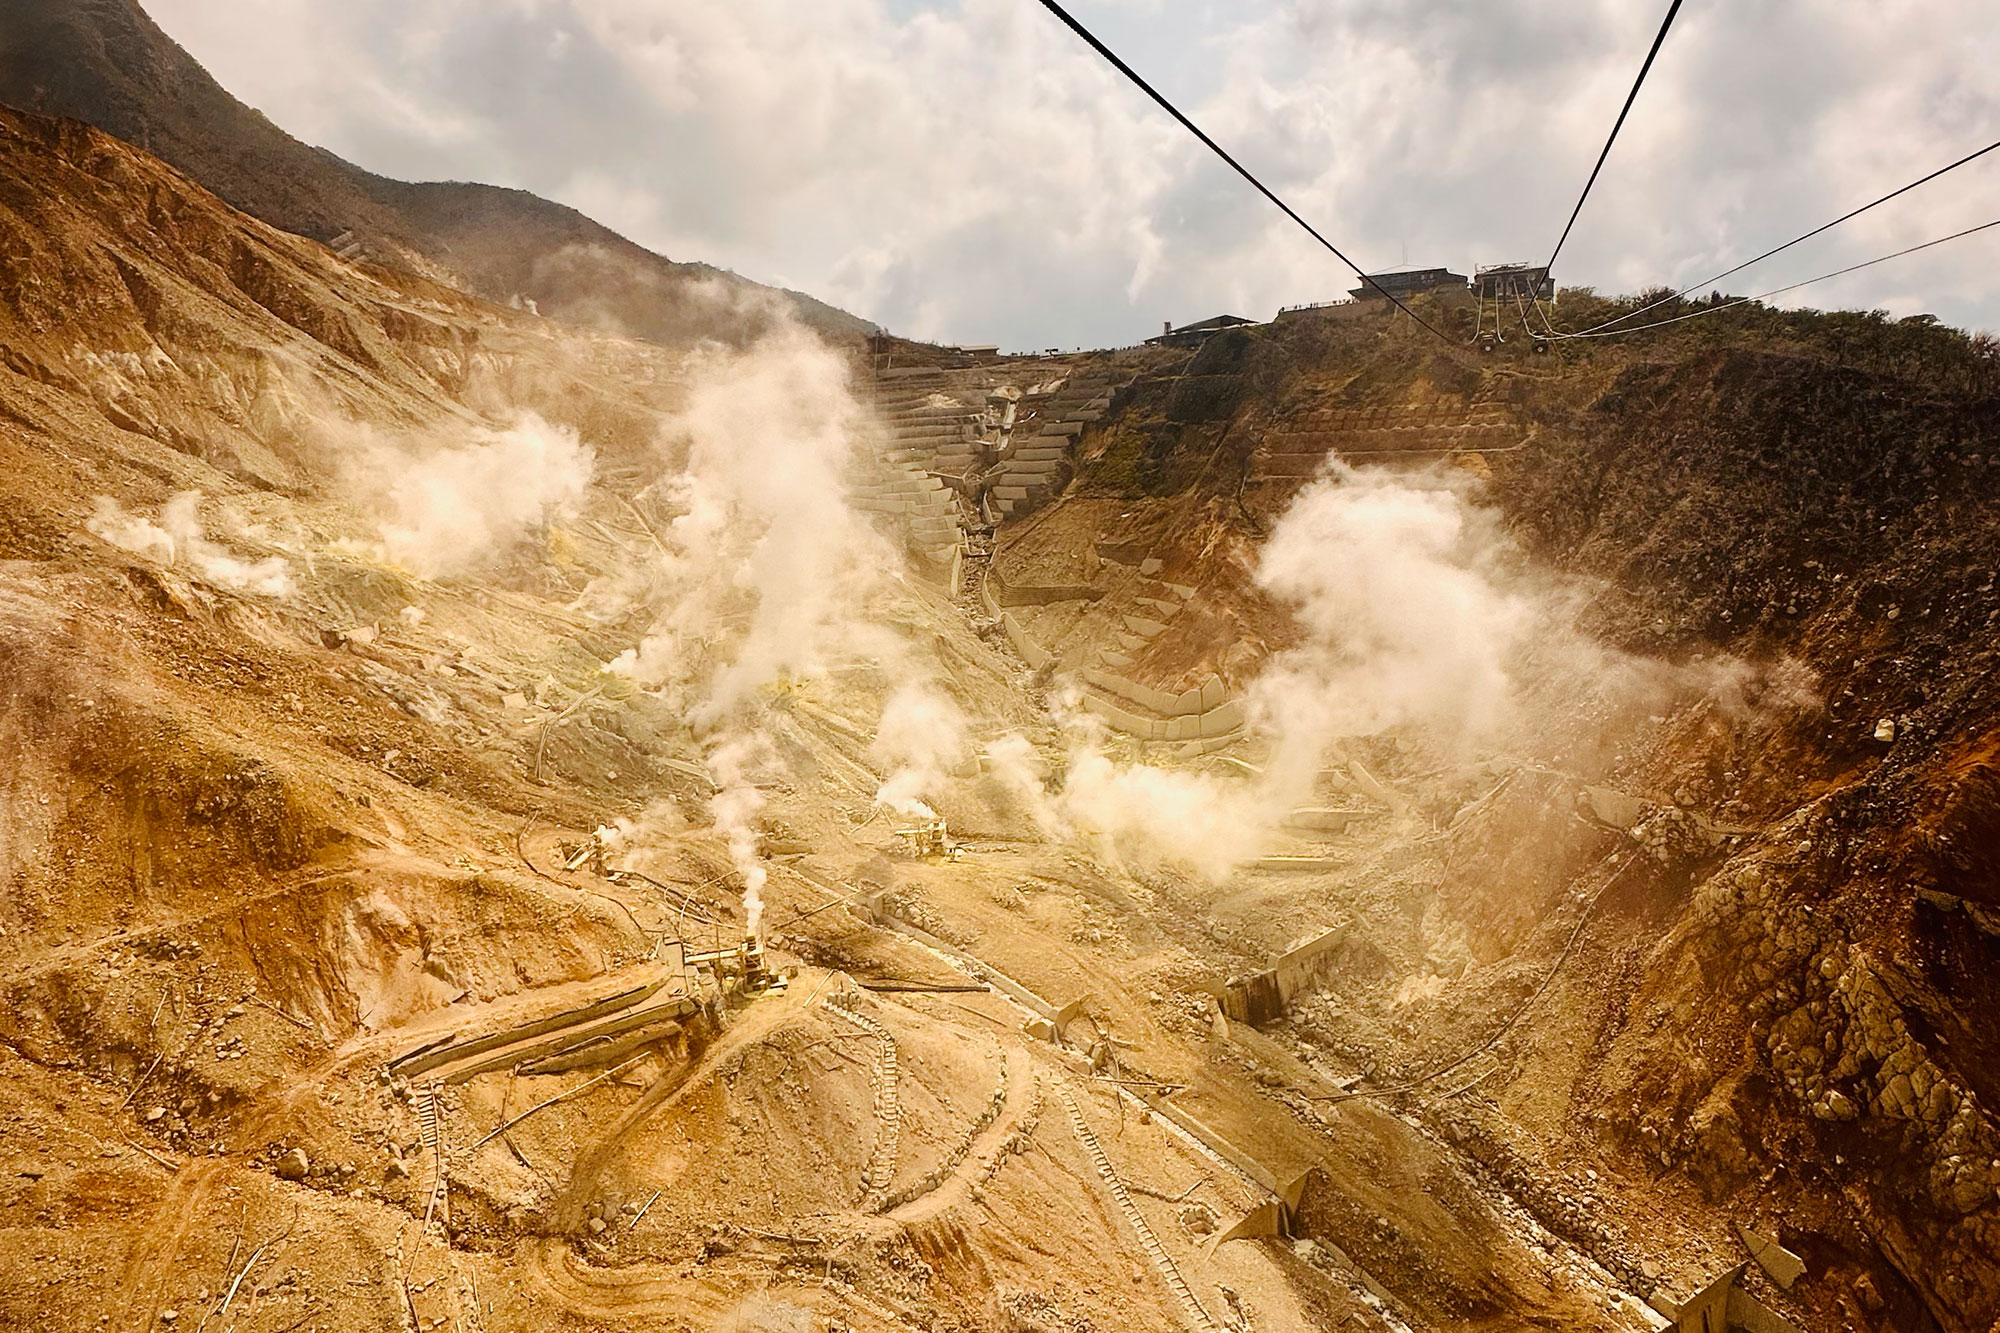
3;42;1999;1333
995;301;2000;1331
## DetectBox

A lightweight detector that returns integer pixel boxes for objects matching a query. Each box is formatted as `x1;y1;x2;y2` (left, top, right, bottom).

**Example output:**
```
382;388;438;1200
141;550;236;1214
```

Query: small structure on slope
1147;314;1257;348
1349;267;1467;301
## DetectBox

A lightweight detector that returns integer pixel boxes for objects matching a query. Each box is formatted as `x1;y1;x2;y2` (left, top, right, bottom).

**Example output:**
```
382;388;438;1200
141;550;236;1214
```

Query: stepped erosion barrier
981;571;1246;742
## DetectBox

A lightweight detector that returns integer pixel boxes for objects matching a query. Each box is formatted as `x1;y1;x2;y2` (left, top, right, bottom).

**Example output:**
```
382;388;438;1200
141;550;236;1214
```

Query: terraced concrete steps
1059;1080;1216;1332
851;369;981;560
1250;388;1526;480
826;993;902;1201
988;371;1135;518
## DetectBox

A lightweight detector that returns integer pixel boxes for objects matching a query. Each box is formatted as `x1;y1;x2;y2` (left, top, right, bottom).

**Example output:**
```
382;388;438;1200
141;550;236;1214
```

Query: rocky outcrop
1645;824;2000;1331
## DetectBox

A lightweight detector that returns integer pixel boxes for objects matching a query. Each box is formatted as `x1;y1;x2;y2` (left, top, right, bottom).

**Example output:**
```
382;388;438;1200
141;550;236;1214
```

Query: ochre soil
6;99;1999;1333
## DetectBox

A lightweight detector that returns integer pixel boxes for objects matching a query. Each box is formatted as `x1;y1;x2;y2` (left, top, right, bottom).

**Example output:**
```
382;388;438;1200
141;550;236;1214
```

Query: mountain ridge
0;0;876;344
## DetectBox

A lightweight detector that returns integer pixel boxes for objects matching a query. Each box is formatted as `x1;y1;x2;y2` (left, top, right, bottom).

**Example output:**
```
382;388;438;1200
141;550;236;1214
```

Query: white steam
706;734;770;937
871;682;967;819
1056;743;1267;879
979;731;1061;834
1249;469;1532;790
368;415;593;579
88;492;296;596
595;324;913;936
604;798;686;853
607;324;894;725
995;468;1533;877
980;465;1806;880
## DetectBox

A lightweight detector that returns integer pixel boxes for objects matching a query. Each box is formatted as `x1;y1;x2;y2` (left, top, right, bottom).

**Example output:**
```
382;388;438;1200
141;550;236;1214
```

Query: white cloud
145;0;2000;345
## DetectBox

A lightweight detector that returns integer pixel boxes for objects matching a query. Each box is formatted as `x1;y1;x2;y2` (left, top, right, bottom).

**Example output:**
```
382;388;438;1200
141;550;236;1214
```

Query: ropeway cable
1535;215;2000;340
1542;0;1684;277
1564;136;2000;338
1506;0;1679;346
1032;0;1455;344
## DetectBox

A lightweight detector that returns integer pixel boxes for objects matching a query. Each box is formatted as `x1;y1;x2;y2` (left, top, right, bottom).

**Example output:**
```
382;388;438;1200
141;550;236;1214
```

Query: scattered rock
1179;1203;1216;1235
275;1148;309;1181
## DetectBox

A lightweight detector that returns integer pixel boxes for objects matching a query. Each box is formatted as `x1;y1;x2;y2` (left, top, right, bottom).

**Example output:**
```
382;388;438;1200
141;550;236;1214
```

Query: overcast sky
146;0;2000;350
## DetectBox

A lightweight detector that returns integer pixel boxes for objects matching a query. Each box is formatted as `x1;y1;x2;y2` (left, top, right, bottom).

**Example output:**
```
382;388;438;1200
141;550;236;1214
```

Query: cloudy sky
146;0;2000;349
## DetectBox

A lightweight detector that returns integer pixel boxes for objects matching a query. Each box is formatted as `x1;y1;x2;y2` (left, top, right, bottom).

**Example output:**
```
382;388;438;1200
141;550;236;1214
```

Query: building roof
1146;314;1255;345
1349;268;1468;299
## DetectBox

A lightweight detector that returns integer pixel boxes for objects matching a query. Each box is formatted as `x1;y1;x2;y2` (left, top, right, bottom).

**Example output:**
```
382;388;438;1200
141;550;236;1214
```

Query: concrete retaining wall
1000;612;1055;670
1139;1089;1279;1193
1222;923;1350;1024
987;563;1103;607
980;572;1244;741
1078;692;1245;741
1081;665;1226;718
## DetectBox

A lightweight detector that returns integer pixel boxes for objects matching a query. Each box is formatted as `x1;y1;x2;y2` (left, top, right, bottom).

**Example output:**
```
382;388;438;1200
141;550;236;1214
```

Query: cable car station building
1348;267;1467;301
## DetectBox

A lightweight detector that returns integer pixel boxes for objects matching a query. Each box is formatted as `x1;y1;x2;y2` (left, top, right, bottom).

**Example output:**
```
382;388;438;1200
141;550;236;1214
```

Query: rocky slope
1002;301;2000;1332
0;0;875;345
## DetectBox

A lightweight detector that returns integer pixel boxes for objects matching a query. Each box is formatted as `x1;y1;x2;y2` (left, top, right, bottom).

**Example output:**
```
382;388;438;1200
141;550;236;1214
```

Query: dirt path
883;1039;1036;1225
114;1158;227;1333
521;1235;925;1330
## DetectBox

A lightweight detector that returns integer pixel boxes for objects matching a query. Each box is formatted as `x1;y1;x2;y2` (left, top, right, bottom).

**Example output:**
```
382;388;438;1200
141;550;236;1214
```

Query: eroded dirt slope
1002;304;2000;1332
11;84;2000;1333
0;106;1588;1333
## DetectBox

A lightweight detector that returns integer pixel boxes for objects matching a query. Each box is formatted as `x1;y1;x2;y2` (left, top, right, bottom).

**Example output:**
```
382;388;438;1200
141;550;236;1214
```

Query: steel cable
1566;136;2000;337
1033;0;1454;344
1543;0;1684;276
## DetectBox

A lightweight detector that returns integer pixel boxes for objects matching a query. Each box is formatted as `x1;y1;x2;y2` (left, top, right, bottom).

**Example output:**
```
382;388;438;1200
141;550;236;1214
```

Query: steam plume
996;465;1807;879
608;324;892;720
600;322;902;937
88;493;295;596
369;415;594;579
872;682;968;819
706;734;770;937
